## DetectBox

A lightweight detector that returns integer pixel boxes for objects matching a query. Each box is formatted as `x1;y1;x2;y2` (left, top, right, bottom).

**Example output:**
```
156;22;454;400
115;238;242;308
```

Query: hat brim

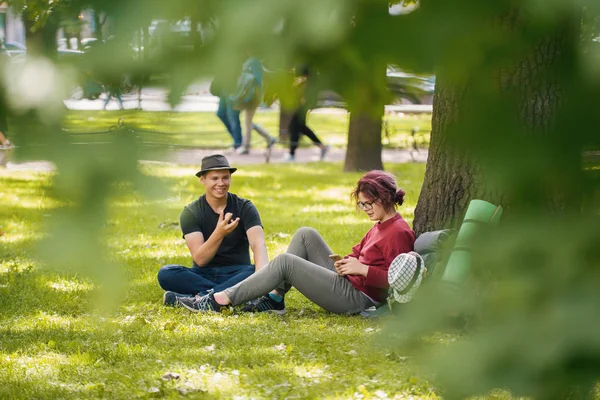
195;167;237;177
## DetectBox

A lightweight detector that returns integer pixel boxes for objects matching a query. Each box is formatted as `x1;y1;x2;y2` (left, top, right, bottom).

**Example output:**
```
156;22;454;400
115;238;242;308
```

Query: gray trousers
223;227;374;314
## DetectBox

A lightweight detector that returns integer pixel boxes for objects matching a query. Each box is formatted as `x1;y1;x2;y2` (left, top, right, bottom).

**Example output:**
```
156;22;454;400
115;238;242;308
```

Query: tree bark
23;14;59;58
278;108;293;143
344;107;384;172
413;9;580;236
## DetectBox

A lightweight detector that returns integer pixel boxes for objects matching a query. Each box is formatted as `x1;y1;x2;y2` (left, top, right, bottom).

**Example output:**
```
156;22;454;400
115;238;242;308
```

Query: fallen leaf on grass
270;232;290;239
158;221;179;229
162;371;180;381
273;343;287;351
203;344;215;352
163;321;178;331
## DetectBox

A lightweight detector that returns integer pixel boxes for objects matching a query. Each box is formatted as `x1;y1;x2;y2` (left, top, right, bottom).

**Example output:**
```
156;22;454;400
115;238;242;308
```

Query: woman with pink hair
178;170;415;315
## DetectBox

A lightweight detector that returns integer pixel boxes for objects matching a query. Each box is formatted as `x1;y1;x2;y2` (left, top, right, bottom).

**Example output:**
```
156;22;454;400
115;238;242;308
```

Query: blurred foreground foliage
1;0;599;399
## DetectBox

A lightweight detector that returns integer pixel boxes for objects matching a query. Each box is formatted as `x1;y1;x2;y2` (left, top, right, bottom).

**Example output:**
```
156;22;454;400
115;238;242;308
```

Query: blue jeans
216;97;242;148
157;264;255;296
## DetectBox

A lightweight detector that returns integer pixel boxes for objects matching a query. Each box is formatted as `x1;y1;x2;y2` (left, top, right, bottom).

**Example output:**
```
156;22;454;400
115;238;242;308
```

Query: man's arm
247;225;269;270
185;211;240;267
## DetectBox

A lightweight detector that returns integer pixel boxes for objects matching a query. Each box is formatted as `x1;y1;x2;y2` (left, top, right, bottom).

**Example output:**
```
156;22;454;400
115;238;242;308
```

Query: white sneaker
281;153;295;162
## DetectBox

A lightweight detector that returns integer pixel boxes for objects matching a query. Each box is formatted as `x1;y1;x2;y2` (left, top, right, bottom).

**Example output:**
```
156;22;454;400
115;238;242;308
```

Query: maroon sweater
345;213;415;303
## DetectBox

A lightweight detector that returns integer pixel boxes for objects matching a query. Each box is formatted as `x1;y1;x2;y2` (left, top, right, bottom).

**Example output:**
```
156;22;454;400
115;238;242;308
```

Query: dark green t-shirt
180;193;262;267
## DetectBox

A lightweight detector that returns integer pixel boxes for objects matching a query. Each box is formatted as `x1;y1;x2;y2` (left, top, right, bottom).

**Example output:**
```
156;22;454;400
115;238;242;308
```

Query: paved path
0;145;428;172
64;81;433;114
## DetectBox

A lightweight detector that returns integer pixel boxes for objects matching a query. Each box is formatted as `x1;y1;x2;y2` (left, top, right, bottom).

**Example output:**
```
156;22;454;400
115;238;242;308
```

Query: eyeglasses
356;200;376;211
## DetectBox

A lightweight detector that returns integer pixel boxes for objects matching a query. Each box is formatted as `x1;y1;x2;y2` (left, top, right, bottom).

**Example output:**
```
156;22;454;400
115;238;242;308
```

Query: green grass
62;110;432;150
0;162;444;399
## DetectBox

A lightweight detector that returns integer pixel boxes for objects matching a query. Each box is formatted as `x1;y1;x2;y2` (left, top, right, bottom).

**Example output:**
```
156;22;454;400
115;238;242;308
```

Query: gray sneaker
239;295;286;315
177;290;222;313
320;145;330;161
266;137;278;163
163;291;192;307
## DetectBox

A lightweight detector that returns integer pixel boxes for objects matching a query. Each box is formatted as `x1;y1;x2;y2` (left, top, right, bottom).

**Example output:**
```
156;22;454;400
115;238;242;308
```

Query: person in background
233;54;277;155
284;65;329;162
213;62;276;153
158;154;270;306
103;78;124;110
212;68;244;151
177;170;415;315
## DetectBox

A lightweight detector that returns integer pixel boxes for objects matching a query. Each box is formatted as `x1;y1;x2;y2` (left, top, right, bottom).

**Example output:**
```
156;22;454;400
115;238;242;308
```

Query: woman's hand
334;257;368;277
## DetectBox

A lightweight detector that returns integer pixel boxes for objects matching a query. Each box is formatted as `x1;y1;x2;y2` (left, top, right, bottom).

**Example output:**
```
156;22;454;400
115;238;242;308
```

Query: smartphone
328;254;343;262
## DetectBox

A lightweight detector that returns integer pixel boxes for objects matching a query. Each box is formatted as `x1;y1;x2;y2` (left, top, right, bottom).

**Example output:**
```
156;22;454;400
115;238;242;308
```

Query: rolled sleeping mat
441;199;503;285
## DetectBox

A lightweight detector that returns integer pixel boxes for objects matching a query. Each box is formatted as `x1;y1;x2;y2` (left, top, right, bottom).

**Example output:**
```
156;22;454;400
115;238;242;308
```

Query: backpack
414;229;456;280
360;229;456;318
230;72;261;109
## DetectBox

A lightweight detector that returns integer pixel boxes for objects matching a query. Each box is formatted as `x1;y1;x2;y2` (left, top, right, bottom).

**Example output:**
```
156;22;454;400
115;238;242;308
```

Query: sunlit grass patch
0;161;453;399
63;110;432;150
47;278;94;293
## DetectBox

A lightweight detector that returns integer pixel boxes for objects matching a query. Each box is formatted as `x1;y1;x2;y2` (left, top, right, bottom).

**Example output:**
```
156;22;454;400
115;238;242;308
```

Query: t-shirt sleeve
240;201;262;231
180;206;202;238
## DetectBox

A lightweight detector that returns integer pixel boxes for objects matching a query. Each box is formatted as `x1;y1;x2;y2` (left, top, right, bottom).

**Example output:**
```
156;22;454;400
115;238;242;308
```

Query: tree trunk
413;9;580;236
278;108;293;143
23;14;59;58
341;3;388;172
344;107;384;172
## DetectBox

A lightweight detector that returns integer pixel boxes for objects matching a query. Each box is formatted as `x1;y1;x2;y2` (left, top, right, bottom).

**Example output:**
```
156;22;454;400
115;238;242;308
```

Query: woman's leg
217;97;233;135
252;123;275;144
242;106;257;152
286;227;335;269
225;100;243;148
299;110;328;160
288;108;302;157
222;253;373;314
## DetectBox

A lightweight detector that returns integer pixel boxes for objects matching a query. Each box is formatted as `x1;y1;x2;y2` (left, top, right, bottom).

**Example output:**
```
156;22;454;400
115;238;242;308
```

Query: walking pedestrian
284;65;329;162
103;77;124;110
213;65;275;153
231;53;277;155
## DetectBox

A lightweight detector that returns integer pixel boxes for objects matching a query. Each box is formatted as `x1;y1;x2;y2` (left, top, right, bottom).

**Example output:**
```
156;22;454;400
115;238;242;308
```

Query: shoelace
193;289;215;310
255;297;275;312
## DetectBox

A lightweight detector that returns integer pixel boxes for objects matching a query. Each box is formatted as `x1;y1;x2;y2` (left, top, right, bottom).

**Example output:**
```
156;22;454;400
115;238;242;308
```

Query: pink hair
351;170;405;212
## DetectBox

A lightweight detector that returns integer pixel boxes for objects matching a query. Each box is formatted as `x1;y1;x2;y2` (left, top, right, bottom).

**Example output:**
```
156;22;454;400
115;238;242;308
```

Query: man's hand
214;210;240;239
334;257;368;277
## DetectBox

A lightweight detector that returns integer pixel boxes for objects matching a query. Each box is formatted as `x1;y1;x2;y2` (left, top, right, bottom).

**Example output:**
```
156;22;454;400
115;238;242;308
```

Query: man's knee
157;264;182;282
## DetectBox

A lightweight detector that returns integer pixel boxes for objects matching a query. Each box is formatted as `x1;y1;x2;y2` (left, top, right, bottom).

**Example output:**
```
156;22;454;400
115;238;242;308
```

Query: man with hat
157;154;269;305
